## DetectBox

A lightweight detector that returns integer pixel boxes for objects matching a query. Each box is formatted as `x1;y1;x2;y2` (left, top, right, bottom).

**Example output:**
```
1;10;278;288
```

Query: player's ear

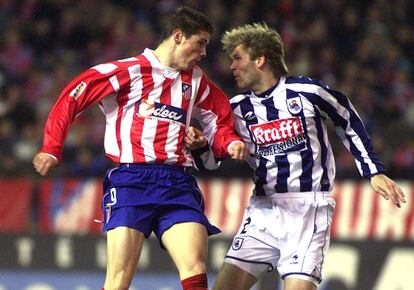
255;55;266;69
172;29;183;44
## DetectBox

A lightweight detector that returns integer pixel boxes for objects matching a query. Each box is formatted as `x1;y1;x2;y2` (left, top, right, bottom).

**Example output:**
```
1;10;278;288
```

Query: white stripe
164;76;183;161
101;95;120;156
119;64;142;162
186;68;203;131
286;152;303;192
119;103;134;162
164;124;180;162
92;63;117;74
230;94;247;104
141;66;164;162
289;82;376;175
109;75;120;92
193;107;218;146
118;57;139;62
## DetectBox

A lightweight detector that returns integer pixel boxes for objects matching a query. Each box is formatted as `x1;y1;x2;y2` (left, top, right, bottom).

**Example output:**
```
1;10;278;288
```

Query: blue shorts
102;163;220;244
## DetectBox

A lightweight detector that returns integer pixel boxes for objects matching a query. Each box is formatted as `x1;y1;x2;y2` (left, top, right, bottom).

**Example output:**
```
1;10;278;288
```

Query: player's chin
236;80;246;89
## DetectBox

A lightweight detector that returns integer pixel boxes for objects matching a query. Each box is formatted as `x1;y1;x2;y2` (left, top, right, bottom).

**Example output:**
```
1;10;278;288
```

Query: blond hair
222;23;288;76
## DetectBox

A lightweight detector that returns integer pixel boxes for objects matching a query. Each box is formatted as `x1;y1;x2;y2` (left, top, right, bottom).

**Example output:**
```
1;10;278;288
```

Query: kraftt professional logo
137;101;186;125
250;117;303;145
250;117;307;156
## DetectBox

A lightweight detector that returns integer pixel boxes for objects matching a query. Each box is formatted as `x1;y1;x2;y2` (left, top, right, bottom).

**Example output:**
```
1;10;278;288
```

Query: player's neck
154;40;177;69
252;73;279;95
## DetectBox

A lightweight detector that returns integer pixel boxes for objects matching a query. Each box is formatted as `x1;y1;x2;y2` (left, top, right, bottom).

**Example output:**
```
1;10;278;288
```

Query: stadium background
0;0;413;289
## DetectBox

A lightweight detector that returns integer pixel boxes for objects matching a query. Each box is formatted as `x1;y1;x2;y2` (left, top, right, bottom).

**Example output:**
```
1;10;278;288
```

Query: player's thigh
106;226;145;278
161;222;208;277
212;262;257;290
284;277;317;290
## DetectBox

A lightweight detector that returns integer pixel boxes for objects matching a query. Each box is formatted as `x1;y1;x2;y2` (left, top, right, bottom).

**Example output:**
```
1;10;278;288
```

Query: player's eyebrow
230;52;239;59
199;37;209;45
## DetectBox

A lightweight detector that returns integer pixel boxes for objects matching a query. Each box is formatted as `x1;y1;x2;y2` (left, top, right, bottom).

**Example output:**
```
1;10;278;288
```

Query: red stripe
114;69;132;162
199;180;211;216
219;180;230;228
404;184;414;239
330;183;342;239
234;180;251;234
131;56;153;163
180;70;193;111
368;190;380;238
175;71;194;165
350;182;362;232
154;77;173;162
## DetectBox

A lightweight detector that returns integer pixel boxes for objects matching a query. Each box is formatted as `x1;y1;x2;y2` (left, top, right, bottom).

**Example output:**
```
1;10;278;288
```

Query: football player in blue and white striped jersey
187;23;406;290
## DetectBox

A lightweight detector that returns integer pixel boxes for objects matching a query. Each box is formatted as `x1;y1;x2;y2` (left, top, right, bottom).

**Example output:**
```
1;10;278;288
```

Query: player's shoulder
90;56;142;75
230;91;250;105
285;75;330;90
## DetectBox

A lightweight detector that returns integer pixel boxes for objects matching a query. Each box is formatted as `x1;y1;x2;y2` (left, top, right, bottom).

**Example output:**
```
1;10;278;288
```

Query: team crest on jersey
182;82;192;100
69;81;87;100
137;101;187;125
286;96;303;115
232;237;244;250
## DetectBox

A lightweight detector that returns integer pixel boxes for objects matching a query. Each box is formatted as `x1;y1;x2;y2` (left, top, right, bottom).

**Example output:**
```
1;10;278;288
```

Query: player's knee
179;259;207;278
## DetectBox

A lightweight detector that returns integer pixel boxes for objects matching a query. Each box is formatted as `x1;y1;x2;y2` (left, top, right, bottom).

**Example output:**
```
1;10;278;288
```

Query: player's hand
33;152;59;176
228;141;248;161
185;126;208;150
370;174;406;207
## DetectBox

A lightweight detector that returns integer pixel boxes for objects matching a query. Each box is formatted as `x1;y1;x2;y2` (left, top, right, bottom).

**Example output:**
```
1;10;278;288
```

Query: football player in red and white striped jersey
33;6;247;290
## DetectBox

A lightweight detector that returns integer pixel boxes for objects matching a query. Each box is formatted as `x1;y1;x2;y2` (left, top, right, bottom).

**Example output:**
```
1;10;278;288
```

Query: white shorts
224;191;335;286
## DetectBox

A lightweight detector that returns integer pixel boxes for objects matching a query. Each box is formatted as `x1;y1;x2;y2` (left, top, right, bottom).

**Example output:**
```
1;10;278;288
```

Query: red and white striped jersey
41;48;242;167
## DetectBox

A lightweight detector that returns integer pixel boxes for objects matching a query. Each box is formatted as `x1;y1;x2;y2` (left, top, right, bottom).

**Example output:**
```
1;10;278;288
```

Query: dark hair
160;6;213;41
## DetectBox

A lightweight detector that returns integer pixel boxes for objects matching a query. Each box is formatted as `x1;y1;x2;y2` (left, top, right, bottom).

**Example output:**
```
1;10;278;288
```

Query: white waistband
253;191;331;200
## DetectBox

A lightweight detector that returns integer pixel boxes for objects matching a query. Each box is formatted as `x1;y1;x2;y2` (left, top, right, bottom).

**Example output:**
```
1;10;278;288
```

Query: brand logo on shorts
290;254;299;264
232;237;244;250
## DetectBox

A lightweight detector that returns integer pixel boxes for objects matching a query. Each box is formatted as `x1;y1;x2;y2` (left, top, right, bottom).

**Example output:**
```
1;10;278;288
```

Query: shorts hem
225;255;274;278
281;272;321;285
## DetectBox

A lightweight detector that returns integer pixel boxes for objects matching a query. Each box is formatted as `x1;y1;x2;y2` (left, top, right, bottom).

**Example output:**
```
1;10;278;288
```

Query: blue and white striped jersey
230;76;384;195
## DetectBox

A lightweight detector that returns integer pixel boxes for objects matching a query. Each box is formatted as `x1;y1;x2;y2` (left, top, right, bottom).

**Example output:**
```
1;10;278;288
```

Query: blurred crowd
0;0;413;179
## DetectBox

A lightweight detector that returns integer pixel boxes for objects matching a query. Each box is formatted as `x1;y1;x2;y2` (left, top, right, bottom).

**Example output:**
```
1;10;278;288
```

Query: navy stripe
239;97;269;195
298;105;314;191
239;97;259;152
304;91;374;178
300;149;313;191
326;89;384;175
261;97;278;120
285;76;329;90
314;110;331;191
274;155;289;193
255;157;268;196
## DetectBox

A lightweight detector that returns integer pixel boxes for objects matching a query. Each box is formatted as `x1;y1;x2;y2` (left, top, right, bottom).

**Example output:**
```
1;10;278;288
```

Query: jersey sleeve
41;65;126;162
192;75;244;158
191;144;222;171
313;85;385;177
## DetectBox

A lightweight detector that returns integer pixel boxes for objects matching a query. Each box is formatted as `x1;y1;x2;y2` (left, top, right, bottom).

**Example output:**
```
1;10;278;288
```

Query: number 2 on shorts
241;217;251;234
